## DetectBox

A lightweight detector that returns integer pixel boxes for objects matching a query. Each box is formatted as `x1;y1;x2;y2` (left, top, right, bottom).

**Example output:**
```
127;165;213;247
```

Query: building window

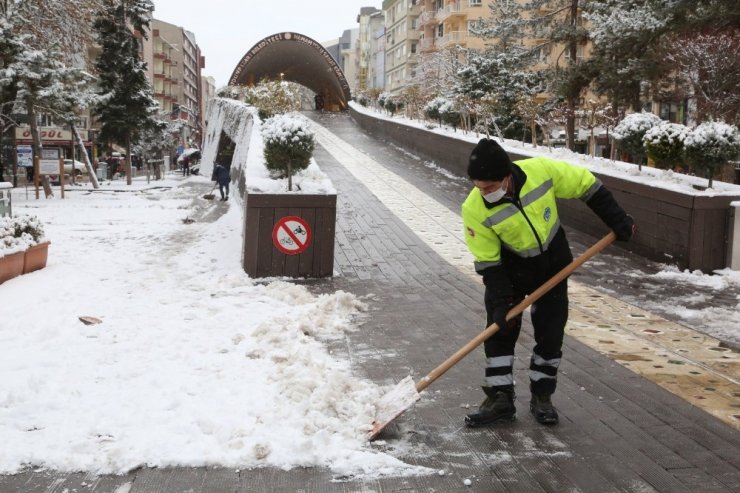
469;0;482;5
659;101;686;124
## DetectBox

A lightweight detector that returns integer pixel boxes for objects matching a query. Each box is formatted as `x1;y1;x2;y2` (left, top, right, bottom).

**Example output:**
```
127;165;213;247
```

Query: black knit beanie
467;138;513;181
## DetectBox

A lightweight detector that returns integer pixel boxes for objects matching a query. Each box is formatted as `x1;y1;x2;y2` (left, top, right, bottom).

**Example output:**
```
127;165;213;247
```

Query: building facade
356;7;382;92
142;19;205;147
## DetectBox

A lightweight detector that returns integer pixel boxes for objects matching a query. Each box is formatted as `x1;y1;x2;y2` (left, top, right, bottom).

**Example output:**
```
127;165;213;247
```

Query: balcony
409;2;422;16
419;37;436;53
418;10;437;27
437;2;465;22
439;31;468;47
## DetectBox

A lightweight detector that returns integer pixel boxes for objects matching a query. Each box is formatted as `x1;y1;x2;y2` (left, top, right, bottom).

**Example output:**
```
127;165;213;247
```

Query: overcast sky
152;0;378;88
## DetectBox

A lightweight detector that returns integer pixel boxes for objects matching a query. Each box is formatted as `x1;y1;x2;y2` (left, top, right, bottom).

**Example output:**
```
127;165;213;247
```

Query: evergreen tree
93;0;157;185
472;0;590;150
1;0;105;186
455;49;542;139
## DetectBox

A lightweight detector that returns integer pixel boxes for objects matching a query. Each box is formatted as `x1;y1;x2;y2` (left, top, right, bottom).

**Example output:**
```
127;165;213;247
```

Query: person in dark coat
213;163;230;201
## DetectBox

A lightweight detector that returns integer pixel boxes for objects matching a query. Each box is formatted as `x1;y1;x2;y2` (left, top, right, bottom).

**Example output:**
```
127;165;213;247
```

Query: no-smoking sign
272;216;312;255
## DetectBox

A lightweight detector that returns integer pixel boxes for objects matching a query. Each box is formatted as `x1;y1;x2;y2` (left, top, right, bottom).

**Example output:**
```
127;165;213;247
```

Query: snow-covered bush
424;97;459;128
244;80;301;120
356;94;369;107
643;122;690;170
0;215;46;257
377;92;391;109
262;113;316;191
684;121;740;188
375;92;402;115
423;97;445;123
613;112;663;168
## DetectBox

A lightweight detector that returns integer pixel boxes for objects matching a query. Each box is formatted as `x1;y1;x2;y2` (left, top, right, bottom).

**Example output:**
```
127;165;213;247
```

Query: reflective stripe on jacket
462;157;601;272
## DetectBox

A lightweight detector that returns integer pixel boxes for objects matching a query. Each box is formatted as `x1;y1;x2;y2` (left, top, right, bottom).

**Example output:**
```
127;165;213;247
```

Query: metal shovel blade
367;375;420;440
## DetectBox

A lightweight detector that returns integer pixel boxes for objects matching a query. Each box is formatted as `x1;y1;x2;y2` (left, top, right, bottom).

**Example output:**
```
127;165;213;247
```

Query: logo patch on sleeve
467;227;476;237
544;207;552;222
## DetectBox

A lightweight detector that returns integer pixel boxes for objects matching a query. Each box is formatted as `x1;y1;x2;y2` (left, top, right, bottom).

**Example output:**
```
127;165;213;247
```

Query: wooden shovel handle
415;231;616;392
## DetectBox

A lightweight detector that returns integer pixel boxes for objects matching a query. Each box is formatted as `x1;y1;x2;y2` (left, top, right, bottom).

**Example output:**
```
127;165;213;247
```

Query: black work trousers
482;230;572;397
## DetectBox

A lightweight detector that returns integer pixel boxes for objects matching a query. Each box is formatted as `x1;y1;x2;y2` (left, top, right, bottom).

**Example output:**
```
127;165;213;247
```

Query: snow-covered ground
0;176;430;479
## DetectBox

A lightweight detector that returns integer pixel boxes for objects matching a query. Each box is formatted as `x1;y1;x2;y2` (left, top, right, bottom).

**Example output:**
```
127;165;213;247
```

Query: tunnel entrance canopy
229;32;352;111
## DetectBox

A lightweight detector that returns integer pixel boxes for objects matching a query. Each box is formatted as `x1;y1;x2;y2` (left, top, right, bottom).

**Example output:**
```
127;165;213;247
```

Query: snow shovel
203;184;217;200
368;231;617;440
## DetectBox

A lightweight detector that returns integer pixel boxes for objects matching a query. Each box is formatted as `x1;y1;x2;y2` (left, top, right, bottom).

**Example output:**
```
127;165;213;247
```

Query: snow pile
0;178;427;479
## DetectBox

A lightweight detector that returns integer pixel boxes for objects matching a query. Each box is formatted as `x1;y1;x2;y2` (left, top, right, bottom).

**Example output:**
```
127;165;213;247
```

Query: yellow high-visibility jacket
462;157;601;273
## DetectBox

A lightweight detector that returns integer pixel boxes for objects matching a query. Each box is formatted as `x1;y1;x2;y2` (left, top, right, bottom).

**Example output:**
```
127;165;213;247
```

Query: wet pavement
1;112;738;493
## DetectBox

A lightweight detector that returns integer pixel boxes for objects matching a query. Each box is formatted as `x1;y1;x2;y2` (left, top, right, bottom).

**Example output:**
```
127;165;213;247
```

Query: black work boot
530;393;559;425
465;387;515;427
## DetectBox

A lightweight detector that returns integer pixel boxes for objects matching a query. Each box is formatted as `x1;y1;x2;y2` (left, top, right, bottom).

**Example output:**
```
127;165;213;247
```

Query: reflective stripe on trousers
485;355;514;388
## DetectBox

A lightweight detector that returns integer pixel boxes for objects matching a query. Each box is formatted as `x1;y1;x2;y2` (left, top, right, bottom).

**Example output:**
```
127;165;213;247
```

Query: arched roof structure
229;32;351;111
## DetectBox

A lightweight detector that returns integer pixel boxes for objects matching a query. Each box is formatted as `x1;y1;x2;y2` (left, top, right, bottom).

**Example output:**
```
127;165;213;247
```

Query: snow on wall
200;98;257;183
201;98;335;195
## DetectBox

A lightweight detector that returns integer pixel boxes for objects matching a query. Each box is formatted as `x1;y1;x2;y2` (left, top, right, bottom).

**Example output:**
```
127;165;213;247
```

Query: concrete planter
23;242;50;274
349;106;740;272
243;193;336;278
0;251;25;284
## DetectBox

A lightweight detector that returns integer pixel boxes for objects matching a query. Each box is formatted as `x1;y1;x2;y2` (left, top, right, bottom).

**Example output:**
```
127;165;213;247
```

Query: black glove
492;302;512;333
612;214;635;242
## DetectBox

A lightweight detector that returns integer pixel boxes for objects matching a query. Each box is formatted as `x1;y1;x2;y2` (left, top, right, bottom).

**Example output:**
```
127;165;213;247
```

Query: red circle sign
272;216;312;255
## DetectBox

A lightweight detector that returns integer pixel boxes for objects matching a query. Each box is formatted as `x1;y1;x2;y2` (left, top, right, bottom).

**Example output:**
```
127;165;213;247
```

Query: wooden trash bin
243;192;336;278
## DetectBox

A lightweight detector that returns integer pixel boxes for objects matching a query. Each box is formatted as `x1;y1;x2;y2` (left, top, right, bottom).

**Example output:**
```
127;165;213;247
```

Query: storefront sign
14;127;88;142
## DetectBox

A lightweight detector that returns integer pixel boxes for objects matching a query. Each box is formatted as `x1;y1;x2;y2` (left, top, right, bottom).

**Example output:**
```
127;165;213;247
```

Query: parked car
63;159;89;177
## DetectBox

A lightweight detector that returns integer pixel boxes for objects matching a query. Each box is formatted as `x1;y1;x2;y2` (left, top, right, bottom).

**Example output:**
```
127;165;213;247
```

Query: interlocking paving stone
2;112;737;493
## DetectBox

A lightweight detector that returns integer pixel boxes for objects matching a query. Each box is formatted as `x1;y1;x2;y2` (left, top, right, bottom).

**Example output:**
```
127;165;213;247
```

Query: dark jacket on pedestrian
213;164;230;185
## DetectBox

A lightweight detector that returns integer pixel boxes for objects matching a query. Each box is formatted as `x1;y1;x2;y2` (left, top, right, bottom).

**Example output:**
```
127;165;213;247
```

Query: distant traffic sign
272;216;312;255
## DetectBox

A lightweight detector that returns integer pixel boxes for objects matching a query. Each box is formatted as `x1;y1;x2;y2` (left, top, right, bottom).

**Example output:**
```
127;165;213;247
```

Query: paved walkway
2;113;738;492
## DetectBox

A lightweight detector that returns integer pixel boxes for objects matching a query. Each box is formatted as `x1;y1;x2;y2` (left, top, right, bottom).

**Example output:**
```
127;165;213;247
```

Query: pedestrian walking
213;163;230;201
461;138;634;427
182;155;190;176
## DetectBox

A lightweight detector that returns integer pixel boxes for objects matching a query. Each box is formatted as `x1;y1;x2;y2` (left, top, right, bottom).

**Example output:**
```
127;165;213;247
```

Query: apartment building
370;14;387;90
417;0;489;54
142;19;205;147
382;0;420;95
339;29;360;94
200;75;217;136
356;7;384;92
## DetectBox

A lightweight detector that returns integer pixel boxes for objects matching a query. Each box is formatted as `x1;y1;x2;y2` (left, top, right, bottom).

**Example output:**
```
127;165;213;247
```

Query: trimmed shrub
262;113;316;191
684;121;740;188
643;122;690;170
613;112;663;167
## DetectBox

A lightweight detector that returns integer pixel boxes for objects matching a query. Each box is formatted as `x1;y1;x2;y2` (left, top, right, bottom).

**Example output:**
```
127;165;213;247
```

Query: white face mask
482;178;508;203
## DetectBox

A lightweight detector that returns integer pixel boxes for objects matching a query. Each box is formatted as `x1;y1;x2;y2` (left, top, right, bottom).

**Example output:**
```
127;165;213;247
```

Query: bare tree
663;31;740;124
